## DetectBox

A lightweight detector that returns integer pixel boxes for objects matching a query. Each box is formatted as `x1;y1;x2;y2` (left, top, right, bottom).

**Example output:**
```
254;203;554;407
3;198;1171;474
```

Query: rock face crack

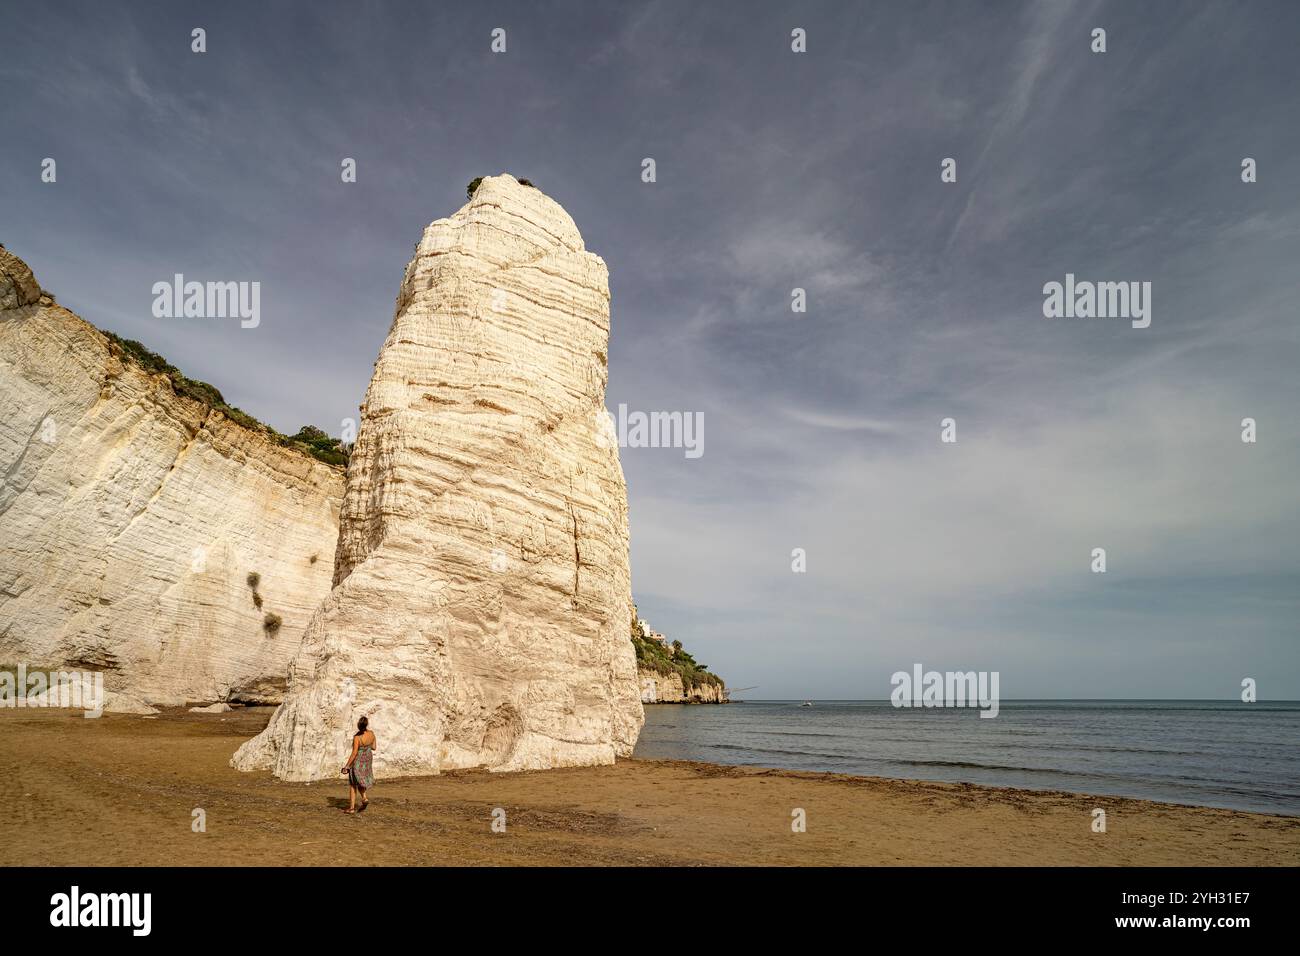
232;174;643;781
568;496;581;597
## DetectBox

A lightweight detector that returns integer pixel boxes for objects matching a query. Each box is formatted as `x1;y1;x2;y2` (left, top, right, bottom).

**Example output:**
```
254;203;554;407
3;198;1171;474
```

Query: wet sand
2;707;1296;866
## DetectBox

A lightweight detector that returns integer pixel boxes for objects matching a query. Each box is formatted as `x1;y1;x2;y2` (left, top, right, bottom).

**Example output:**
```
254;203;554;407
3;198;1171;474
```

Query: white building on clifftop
637;618;672;651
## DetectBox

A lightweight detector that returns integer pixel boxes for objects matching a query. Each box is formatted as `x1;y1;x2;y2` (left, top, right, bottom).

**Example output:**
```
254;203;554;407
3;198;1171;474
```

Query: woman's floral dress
349;738;374;790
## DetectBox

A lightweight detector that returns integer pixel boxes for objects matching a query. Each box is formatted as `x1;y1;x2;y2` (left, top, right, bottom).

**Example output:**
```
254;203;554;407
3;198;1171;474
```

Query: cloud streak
4;0;1298;698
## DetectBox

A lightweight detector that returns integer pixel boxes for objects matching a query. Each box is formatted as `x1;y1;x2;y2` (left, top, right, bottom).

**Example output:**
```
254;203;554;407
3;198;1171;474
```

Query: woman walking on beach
341;716;375;814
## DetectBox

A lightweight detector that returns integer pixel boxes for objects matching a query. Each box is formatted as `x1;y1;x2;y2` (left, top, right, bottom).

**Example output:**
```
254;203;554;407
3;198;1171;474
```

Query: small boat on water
800;701;813;708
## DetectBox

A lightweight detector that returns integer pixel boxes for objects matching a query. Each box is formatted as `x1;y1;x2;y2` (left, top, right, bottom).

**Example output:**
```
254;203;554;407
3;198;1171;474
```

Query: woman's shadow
325;795;369;812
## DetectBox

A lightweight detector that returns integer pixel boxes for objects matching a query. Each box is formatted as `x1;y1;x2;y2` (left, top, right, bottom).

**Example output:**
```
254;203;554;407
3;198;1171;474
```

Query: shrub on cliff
630;629;722;691
280;425;350;467
290;425;330;444
104;334;169;376
468;175;535;197
174;375;225;409
221;406;264;433
263;613;282;634
247;572;264;609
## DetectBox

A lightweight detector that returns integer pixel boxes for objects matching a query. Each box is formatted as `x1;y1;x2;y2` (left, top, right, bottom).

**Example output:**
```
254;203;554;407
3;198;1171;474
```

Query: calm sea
632;699;1300;815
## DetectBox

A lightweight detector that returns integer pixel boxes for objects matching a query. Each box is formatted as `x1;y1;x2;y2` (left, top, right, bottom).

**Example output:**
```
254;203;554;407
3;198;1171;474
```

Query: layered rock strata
639;671;729;704
0;248;343;707
233;175;643;780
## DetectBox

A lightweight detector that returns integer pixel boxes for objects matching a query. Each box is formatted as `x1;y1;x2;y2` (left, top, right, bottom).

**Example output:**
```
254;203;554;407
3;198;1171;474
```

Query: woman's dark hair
356;715;368;736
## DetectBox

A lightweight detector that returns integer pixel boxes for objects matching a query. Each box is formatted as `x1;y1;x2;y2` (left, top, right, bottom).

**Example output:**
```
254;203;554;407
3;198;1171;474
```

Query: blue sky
3;0;1298;697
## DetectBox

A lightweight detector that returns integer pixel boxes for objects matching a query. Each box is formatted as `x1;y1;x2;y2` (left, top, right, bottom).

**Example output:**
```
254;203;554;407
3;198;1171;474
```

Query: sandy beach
1;707;1296;866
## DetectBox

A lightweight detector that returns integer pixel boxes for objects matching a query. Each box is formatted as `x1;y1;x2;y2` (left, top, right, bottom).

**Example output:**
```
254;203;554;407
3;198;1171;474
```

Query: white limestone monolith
232;175;643;780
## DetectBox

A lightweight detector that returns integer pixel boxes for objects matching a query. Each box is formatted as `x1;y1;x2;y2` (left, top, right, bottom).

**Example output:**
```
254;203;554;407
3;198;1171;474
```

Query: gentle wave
634;700;1300;815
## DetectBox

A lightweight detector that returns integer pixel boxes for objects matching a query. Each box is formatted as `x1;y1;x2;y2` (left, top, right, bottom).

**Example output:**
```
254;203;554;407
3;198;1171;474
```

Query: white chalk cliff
640;672;728;704
232;175;643;780
0;248;343;707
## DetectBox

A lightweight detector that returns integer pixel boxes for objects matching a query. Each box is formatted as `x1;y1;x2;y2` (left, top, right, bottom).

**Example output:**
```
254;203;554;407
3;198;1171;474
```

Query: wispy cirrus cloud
4;0;1298;698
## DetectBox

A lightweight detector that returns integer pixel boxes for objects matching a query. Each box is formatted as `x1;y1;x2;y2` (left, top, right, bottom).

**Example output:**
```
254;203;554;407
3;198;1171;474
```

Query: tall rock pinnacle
232;175;644;780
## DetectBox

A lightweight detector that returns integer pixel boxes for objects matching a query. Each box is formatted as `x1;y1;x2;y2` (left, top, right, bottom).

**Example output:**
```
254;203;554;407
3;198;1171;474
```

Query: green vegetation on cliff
468;175;536;199
101;331;349;468
283;425;349;467
630;614;723;691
